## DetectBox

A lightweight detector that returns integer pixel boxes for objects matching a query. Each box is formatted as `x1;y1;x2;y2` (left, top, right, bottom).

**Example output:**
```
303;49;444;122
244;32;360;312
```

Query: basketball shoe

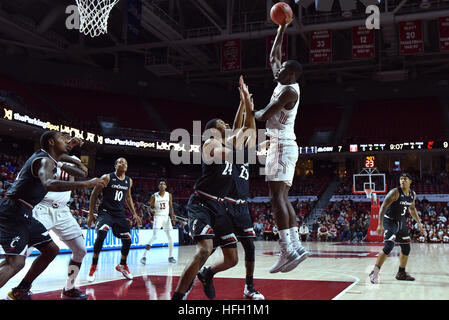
116;264;133;280
87;264;97;282
269;241;300;273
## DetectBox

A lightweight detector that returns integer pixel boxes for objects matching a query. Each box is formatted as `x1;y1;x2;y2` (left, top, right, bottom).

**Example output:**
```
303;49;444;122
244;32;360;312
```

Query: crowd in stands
2;150;449;245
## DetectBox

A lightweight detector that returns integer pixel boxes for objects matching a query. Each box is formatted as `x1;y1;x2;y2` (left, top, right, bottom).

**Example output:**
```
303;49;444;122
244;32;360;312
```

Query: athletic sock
398;266;405;273
92;257;99;266
65;259;82;290
120;258;127;266
289;226;302;246
278;229;291;244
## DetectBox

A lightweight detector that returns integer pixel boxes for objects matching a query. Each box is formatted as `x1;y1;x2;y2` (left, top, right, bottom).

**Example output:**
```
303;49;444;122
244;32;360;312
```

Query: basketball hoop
364;188;373;199
76;0;119;37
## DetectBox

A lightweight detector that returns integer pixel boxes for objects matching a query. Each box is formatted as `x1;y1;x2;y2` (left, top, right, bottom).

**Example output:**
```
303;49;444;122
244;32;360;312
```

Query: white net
76;0;119;37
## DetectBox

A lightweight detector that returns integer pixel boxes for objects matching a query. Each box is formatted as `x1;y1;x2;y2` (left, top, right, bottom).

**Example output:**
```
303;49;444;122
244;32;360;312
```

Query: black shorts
0;198;52;256
383;216;411;243
225;202;255;239
96;210;131;239
187;194;237;248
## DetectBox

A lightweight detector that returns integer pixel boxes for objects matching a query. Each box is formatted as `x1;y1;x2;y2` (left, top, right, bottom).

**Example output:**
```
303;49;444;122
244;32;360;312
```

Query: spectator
328;224;338;241
318;224;329;241
299;223;310;242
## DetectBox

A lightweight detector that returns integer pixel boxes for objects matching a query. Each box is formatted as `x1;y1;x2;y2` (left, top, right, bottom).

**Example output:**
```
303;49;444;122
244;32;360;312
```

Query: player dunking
252;21;308;273
197;77;264;300
0;131;105;300
369;173;425;284
140;178;177;264
86;157;142;282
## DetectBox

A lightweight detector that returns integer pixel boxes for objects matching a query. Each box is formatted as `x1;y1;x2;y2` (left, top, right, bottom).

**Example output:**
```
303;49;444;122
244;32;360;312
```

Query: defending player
0;131;105;300
140;178;177;264
86;157;142;282
197;76;264;300
369;173;425;284
252;21;308;273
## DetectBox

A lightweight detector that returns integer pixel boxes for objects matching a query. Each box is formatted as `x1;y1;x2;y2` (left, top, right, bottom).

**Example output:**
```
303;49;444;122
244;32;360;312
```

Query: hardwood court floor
1;241;448;300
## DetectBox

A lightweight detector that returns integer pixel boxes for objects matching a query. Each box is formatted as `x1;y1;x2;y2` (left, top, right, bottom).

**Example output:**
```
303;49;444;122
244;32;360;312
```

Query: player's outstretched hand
133;214;142;226
84;178;107;189
87;215;95;229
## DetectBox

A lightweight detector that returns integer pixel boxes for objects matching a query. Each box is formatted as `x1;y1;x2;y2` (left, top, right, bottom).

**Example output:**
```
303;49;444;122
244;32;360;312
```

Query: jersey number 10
114;190;124;201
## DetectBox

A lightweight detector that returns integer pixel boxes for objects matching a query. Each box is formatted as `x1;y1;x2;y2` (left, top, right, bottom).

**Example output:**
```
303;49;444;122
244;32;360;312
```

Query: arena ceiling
0;0;448;87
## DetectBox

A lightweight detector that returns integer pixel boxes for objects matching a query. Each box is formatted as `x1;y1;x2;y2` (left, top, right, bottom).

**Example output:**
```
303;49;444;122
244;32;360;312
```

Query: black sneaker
168;257;177;263
395;271;415;281
7;287;32;300
61;288;89;300
197;266;215;299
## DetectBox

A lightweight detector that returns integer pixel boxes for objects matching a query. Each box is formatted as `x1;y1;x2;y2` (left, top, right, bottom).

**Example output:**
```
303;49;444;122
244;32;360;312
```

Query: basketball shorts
225;202;255;239
187;194;237;248
265;139;298;187
0;198;52;256
383;216;411;243
33;202;83;241
153;215;173;230
96;210;131;239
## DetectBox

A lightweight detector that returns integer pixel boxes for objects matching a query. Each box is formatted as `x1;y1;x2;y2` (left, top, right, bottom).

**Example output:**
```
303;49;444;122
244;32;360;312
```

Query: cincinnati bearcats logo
9;236;20;250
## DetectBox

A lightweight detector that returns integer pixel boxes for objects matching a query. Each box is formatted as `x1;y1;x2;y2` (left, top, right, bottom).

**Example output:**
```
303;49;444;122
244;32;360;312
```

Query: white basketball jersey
43;165;74;205
265;82;300;140
154;192;170;216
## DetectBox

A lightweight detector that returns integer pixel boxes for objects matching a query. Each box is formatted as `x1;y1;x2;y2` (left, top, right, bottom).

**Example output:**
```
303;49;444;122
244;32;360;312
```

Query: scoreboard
298;140;449;154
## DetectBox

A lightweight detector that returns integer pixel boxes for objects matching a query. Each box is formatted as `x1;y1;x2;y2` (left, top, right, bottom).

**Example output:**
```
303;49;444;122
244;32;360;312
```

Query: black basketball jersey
6;150;56;207
229;147;251;200
193;160;234;198
99;172;131;217
385;187;415;220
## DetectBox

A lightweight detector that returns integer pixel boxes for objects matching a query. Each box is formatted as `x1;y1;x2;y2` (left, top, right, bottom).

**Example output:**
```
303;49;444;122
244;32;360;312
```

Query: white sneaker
269;241;300;274
115;264;133;280
87;264;97;283
243;285;265;300
281;243;309;273
369;268;379;284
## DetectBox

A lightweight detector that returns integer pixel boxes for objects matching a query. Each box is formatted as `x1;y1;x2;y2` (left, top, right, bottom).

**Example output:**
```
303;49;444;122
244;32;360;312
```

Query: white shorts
265;139;298;187
153;215;173;230
33;203;83;241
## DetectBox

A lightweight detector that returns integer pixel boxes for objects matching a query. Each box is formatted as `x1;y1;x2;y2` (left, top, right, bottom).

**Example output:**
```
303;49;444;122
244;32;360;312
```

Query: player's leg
268;181;300;273
62;236;88;299
141;217;162;264
396;223;414;281
0;255;26;289
114;217;133;280
87;215;110;282
51;207;88;299
172;238;213;300
370;218;398;284
163;216;176;263
284;186;309;266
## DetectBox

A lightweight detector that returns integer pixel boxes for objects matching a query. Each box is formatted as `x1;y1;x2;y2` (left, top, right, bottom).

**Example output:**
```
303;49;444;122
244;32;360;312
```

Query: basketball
270;2;293;25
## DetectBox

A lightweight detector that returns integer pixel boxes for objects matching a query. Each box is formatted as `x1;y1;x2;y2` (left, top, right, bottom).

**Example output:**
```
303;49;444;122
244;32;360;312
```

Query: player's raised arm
58;154;88;178
240;76;257;149
270;22;288;77
409;191;425;235
37;158;105;192
232;87;245;131
87;174;109;228
203;138;233;163
376;188;399;235
253;86;298;122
